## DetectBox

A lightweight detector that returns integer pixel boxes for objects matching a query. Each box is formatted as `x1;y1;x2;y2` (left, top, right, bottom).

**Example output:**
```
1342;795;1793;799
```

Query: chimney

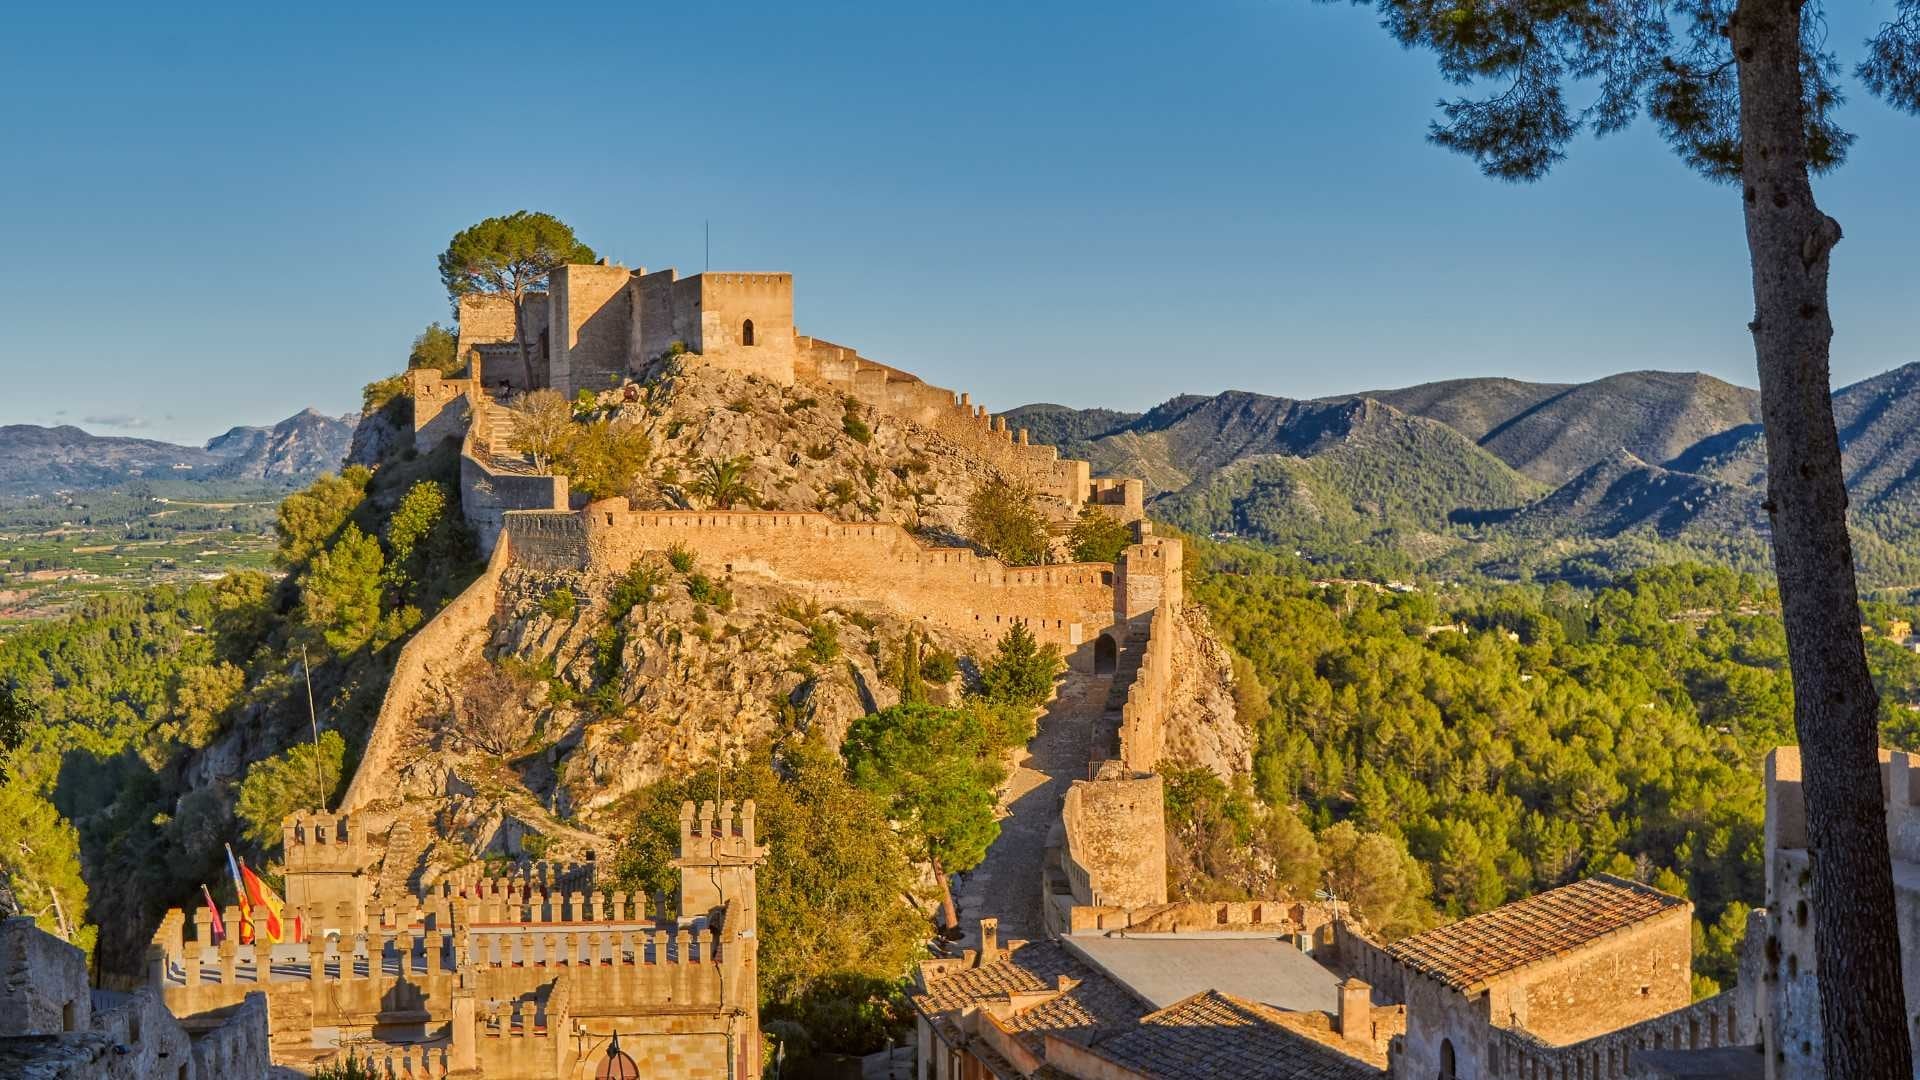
978;918;999;966
1337;977;1372;1042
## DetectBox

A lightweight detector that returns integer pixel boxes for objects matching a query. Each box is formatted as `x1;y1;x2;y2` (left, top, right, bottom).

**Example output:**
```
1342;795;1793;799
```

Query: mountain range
0;409;358;495
1008;363;1920;586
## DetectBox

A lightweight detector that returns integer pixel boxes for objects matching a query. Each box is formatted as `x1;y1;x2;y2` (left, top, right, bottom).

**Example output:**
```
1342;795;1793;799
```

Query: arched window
1440;1038;1457;1080
741;318;755;346
1094;633;1118;675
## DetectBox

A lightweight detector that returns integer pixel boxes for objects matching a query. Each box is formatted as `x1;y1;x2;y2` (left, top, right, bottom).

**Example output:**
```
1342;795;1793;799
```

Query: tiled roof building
911;920;1385;1080
1082;991;1384;1080
1382;875;1688;992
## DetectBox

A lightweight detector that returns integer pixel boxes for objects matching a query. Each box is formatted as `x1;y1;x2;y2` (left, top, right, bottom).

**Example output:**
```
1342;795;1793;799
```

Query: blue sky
2;1;1915;445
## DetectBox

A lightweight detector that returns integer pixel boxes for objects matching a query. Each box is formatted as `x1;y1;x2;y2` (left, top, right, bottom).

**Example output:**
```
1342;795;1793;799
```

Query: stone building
0;916;269;1079
147;800;765;1078
1332;875;1757;1080
910;918;1387;1080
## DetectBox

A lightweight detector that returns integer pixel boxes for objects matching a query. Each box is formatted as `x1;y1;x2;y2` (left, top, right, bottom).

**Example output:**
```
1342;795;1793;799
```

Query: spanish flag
239;858;302;945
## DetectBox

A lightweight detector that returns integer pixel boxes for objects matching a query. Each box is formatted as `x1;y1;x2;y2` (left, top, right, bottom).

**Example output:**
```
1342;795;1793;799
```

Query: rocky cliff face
379;555;972;867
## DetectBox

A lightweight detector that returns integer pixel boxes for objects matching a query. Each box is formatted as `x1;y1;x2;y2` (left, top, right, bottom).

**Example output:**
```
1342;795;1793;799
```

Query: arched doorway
741;318;755;346
1094;633;1118;675
1440;1038;1456;1080
596;1033;640;1079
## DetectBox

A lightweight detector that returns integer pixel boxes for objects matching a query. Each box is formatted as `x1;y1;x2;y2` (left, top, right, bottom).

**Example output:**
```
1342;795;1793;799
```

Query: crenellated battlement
281;811;366;870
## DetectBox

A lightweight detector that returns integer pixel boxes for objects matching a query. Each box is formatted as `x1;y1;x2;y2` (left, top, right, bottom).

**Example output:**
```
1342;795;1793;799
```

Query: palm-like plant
690;456;754;510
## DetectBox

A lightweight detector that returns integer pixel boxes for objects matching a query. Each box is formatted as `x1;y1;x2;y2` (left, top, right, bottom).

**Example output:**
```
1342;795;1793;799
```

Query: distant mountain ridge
0;409;357;495
1010;362;1920;584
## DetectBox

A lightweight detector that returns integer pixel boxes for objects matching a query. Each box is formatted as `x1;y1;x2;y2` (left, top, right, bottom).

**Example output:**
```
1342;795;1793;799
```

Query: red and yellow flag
239;859;302;944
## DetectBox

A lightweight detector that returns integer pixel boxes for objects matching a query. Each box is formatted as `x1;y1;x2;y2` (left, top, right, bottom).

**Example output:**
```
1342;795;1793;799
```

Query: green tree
275;467;372;567
300;525;386;654
0;782;93;950
555;417;651;502
235;730;345;850
1317;820;1432;938
1067;505;1133;563
614;740;925;1056
438;212;595;388
843;703;1006;929
407;322;460;374
690;455;755;510
0;684;25;786
964;477;1050;566
383;481;474;607
158;662;245;752
975;623;1062;708
1328;0;1920;1062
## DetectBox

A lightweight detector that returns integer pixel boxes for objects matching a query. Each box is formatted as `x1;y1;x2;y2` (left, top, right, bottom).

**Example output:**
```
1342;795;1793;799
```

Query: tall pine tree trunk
1733;0;1912;1071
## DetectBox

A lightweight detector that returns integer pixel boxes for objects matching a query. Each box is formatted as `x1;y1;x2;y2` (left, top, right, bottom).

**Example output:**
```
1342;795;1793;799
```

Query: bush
667;543;697;574
540;586;578;620
843;410;872;444
805;620;841;663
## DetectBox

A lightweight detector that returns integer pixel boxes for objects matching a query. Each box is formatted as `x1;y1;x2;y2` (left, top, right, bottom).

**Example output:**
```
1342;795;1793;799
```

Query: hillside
0;410;356;495
1148;397;1543;543
1013;362;1920;584
1498;449;1763;538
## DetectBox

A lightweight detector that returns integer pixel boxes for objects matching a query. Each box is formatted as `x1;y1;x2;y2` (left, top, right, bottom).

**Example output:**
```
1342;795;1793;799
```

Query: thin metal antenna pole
301;644;327;811
705;220;710;271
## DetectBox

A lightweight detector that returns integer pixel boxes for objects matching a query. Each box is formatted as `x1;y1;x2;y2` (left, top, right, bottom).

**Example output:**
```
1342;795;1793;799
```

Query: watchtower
281;811;371;935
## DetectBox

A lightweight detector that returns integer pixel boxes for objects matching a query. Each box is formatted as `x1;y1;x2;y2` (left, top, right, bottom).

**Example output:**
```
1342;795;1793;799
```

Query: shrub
540;586;578;620
667;543;697;574
843;410;872;444
805;620;841;663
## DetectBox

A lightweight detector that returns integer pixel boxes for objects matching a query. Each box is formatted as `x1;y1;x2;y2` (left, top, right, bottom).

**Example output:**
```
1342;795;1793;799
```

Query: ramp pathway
952;670;1107;949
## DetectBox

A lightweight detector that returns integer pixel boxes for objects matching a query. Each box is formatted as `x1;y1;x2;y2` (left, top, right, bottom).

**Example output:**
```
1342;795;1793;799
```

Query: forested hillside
1013;361;1920;589
0;431;478;968
1171;540;1920;994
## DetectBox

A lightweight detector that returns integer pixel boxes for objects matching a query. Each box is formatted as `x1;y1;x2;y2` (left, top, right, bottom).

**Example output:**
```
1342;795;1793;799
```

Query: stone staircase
471;398;539;474
373;815;430;905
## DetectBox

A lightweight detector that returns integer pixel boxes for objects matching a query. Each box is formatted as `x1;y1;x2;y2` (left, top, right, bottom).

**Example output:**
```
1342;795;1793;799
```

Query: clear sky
2;1;1914;445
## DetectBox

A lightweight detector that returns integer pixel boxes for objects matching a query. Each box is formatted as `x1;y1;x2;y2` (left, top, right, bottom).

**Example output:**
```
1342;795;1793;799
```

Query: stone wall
1393;904;1693;1080
461;451;568;556
0;917;268;1080
1057;771;1168;911
1114;599;1175;773
504;505;1122;658
1485;989;1751;1079
405;367;475;453
796;335;1091;504
339;531;514;812
455;293;519;372
1;916;90;1037
548;262;637;398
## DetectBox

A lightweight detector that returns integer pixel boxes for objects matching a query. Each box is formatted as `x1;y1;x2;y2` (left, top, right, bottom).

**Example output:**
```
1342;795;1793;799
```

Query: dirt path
951;671;1105;948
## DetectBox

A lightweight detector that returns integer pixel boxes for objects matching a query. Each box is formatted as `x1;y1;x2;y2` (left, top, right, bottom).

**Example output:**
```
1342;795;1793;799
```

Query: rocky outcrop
1164;604;1250;779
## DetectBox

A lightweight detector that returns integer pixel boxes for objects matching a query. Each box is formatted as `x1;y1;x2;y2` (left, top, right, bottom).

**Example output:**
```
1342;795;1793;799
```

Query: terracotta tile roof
1087;991;1383;1080
1383;875;1686;991
913;940;1147;1045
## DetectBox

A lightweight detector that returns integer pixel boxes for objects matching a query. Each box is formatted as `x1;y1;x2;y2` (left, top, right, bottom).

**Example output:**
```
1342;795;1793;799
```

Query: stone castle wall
1056;772;1168;912
795;336;1096;507
339;531;514;813
505;505;1127;658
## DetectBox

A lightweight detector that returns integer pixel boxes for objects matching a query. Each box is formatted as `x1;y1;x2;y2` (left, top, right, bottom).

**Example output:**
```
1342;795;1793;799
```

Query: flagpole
301;644;326;812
